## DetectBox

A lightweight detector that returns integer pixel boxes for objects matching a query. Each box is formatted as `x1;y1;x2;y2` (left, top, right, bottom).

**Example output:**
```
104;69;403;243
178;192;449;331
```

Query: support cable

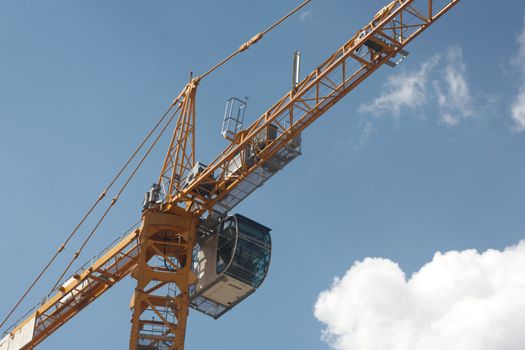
1;218;141;336
48;99;182;295
197;0;311;81
0;99;181;332
0;0;312;332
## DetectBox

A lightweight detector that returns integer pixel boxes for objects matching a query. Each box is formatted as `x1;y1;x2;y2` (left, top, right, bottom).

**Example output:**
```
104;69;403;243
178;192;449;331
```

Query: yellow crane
0;0;461;349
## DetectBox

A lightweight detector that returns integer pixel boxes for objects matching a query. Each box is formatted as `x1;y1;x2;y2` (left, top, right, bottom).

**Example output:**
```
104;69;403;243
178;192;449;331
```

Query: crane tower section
0;1;460;349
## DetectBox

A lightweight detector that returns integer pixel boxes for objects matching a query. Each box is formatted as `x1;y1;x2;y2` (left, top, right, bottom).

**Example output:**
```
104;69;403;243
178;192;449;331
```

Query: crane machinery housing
0;0;461;349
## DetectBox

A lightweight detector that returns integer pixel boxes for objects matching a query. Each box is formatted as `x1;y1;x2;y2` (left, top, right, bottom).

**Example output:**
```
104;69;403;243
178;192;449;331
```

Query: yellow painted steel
1;1;461;349
128;208;197;350
13;230;140;349
157;82;198;203
177;0;461;216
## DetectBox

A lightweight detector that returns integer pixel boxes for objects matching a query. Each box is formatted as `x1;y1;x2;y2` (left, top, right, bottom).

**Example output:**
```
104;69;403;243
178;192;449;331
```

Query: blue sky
1;0;525;349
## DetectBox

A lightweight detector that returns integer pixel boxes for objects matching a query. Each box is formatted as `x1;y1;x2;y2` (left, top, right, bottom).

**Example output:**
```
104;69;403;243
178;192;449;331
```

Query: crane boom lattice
0;1;461;349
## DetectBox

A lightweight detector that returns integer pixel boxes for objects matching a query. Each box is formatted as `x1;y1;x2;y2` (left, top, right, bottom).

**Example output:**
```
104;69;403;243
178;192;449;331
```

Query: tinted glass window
224;215;271;287
216;219;236;274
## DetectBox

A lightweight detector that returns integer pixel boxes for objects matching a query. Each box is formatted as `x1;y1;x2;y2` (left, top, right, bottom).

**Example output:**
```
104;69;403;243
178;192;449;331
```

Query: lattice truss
0;2;461;350
176;0;459;216
158;82;198;203
129;211;196;350
4;231;140;349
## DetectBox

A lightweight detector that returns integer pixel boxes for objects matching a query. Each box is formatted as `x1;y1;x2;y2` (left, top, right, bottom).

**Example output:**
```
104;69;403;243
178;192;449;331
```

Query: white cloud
358;47;474;127
439;113;459;126
358;55;440;117
511;90;525;132
314;241;525;350
511;16;525;132
434;48;474;125
512;16;525;71
354;119;374;150
299;9;313;21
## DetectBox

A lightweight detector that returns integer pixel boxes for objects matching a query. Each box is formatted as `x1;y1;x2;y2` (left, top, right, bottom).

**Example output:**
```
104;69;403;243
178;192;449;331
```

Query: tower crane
0;0;460;349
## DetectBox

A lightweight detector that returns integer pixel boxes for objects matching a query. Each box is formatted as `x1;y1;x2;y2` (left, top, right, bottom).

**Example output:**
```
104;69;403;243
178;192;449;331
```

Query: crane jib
178;0;461;217
0;1;461;349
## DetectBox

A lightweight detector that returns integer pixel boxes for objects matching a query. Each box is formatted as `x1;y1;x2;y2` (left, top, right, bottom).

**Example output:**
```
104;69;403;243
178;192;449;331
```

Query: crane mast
0;0;460;349
157;82;197;203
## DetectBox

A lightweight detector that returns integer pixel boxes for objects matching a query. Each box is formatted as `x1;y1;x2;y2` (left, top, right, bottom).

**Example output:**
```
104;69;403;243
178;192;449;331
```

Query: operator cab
191;214;271;318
